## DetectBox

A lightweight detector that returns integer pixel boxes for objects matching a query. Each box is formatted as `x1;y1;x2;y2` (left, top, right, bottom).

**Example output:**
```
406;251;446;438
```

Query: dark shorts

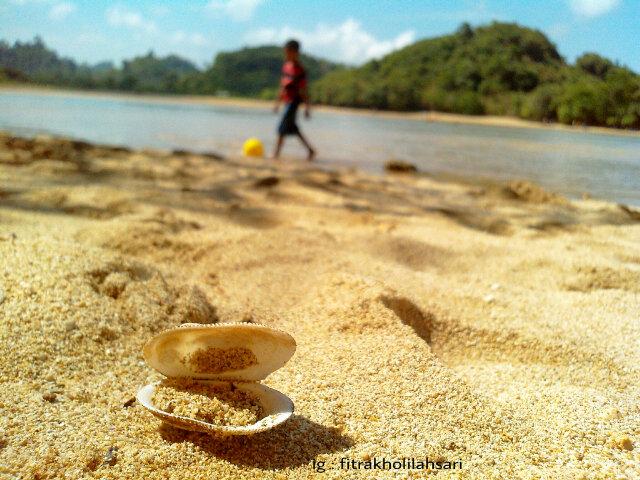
278;100;301;136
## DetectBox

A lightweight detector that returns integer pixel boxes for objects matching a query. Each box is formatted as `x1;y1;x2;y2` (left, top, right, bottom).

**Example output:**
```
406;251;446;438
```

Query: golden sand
0;132;638;479
185;346;258;374
152;381;263;426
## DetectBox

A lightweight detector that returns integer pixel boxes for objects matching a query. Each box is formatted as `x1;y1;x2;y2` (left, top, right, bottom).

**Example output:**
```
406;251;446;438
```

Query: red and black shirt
280;60;307;103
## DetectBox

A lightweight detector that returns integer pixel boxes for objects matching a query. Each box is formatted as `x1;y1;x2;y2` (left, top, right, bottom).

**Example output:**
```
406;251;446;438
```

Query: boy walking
272;39;315;161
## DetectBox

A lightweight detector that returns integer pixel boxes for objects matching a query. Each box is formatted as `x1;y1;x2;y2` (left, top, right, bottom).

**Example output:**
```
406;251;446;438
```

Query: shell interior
143;323;296;381
136;380;294;435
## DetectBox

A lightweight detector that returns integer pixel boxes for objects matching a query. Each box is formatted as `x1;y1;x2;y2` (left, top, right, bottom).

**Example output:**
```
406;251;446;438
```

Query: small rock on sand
0;288;5;305
41;381;63;403
64;320;77;332
254;176;280;188
384;159;418;173
172;149;191;156
41;389;58;403
103;446;118;466
483;294;496;303
202;151;224;160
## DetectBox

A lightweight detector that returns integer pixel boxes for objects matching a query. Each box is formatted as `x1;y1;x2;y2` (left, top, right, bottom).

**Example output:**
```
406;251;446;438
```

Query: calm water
1;90;639;206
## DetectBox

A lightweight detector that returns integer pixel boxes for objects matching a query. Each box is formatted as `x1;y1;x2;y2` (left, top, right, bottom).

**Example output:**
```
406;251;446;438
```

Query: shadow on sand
159;414;354;470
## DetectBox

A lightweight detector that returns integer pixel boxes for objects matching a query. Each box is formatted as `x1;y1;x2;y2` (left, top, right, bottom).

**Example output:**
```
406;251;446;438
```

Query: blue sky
1;0;638;71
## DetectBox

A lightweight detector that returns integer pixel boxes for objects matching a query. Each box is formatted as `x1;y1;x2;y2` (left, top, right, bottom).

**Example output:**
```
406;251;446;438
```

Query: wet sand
0;132;638;479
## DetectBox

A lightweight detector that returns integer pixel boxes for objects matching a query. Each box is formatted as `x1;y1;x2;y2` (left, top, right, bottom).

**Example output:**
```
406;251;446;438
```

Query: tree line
1;22;639;130
0;38;338;98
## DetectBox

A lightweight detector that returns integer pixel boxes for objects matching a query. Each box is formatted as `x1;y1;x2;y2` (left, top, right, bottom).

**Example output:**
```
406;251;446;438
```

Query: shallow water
1;90;639;205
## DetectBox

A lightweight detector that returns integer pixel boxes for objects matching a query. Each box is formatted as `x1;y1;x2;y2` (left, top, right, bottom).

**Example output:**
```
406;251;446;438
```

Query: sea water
1;89;639;206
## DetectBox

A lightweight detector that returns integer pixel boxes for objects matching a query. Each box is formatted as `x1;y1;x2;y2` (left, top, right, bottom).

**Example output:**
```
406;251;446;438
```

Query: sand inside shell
183;346;258;374
152;380;263;426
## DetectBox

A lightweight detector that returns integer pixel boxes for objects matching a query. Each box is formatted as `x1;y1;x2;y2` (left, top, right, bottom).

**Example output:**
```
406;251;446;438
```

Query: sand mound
502;179;568;204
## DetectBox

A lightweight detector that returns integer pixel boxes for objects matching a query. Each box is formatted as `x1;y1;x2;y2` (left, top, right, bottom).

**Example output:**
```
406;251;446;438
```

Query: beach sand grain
0;132;638;479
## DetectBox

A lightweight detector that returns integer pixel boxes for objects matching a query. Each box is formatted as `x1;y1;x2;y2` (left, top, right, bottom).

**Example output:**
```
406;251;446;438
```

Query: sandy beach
0;132;639;479
2;85;640;139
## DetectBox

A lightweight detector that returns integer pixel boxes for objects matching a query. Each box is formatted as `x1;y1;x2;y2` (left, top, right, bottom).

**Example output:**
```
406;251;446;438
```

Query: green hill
0;37;86;84
312;22;640;128
118;52;199;93
189;46;341;98
0;38;200;92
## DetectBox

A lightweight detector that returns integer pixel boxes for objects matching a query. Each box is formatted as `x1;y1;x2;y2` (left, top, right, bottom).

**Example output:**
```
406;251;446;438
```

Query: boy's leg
272;135;284;159
296;132;316;161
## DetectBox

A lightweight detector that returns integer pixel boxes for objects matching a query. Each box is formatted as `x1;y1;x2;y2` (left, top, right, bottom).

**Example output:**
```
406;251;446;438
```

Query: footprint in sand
377;294;627;392
379;295;434;343
370;236;451;271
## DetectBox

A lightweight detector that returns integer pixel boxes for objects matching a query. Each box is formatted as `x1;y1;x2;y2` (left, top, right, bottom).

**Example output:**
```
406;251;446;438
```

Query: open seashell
136;323;296;435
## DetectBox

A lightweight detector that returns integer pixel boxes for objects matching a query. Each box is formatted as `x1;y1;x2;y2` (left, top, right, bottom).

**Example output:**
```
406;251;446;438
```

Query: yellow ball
242;138;264;157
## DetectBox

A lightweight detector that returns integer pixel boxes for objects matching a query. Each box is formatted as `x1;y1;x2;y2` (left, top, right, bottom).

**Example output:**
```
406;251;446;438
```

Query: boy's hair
284;39;300;52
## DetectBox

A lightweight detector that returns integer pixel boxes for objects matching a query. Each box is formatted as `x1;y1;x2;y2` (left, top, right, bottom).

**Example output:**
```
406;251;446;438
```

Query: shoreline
2;84;640;139
1;124;639;209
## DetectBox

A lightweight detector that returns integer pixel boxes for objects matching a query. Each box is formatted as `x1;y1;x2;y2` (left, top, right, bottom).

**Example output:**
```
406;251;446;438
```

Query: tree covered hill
0;38;340;97
188;46;340;98
1;23;639;129
0;37;86;85
312;22;640;128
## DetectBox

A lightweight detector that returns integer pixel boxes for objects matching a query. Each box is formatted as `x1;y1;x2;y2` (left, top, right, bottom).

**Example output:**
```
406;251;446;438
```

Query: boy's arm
273;75;284;112
273;90;282;113
301;86;311;118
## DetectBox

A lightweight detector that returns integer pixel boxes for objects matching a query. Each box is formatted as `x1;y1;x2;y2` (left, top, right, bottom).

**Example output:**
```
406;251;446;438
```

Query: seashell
136;323;296;435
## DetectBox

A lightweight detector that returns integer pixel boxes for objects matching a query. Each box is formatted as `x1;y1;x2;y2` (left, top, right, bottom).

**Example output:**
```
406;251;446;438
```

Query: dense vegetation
0;37;198;92
313;22;640;128
184;46;339;98
0;38;339;97
2;23;639;129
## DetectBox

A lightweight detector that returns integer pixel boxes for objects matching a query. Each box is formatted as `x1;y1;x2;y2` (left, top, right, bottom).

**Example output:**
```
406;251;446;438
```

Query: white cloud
49;1;75;20
206;0;263;21
245;19;415;65
170;31;209;47
106;5;157;34
569;0;620;16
